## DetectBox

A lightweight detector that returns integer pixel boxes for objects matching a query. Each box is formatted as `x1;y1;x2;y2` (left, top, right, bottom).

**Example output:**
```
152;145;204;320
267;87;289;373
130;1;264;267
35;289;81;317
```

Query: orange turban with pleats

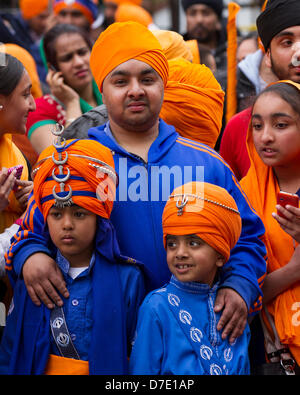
90;21;169;92
115;4;153;27
152;30;193;62
162;182;242;262
160;58;224;148
33;139;117;221
20;0;49;19
185;40;201;64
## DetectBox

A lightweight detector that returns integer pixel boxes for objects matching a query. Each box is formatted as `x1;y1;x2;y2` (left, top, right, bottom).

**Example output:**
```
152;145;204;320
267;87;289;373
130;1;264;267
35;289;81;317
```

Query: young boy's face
166;234;224;286
47;204;97;267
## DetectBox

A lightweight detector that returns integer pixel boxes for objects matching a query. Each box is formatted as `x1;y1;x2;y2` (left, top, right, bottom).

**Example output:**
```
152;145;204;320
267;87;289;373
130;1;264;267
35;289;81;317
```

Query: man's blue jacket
6;120;267;311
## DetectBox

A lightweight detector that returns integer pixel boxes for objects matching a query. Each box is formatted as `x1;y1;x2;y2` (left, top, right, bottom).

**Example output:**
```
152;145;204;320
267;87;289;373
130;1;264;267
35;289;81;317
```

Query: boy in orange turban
7;21;267;355
130;181;251;375
0;130;145;374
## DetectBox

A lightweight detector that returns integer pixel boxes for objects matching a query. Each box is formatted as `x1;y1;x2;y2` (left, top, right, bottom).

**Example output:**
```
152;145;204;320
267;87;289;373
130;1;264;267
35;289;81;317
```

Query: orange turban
152;30;193;62
162;182;242;262
115;4;153;27
185;40;201;64
160;58;224;148
90;21;169;92
33;138;117;221
19;0;49;19
103;0;142;5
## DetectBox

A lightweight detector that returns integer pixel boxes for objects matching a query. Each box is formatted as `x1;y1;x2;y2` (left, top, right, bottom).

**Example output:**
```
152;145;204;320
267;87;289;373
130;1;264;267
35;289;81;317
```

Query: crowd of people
0;0;299;376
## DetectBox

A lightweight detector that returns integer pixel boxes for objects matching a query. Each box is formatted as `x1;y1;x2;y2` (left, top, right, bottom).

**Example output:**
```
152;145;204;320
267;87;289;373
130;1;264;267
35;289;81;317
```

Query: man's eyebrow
109;67;157;78
274;30;295;39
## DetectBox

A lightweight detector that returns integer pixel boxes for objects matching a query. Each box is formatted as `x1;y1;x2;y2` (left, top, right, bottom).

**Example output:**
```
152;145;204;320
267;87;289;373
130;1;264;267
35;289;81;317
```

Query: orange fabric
226;2;240;124
53;2;95;24
19;0;49;19
258;1;268;53
44;354;89;375
152;30;193;62
115;4;153;27
240;80;300;364
0;44;42;99
162;181;242;262
33;139;116;221
186;40;201;64
160;58;224;148
0;134;29;233
0;44;41;167
90;21;169;92
103;0;142;5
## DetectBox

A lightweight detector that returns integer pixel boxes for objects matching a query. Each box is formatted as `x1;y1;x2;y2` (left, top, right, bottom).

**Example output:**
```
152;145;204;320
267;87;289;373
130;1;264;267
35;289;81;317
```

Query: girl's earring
0;105;3;110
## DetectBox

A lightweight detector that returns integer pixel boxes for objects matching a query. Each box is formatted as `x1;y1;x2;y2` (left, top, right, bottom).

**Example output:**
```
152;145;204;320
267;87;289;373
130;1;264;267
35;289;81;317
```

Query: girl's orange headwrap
90;21;169;92
162;182;242;262
33;138;117;221
19;0;49;20
160;58;224;148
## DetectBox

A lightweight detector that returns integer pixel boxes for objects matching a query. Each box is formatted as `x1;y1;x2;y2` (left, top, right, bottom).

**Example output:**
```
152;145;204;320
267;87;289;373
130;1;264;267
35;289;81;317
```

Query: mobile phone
48;63;58;73
7;165;23;192
277;191;299;218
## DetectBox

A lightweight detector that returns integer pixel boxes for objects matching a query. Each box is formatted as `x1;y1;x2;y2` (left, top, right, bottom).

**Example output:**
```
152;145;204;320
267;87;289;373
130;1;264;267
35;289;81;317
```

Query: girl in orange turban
0;130;145;375
130;181;250;375
241;80;300;372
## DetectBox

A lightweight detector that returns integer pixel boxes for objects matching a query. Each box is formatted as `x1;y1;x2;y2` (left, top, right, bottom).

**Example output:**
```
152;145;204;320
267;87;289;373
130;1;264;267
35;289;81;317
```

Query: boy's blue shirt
7;119;267;311
130;275;251;375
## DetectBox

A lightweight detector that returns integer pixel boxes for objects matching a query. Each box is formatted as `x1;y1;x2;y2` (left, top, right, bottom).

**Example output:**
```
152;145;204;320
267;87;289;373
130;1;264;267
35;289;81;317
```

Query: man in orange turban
19;0;51;36
8;20;267;353
101;0;142;28
130;182;250;375
160;57;224;148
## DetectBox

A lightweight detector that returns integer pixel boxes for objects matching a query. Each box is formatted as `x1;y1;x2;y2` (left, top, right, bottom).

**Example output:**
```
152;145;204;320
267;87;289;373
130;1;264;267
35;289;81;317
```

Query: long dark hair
0;53;24;96
43;23;93;71
252;82;300;116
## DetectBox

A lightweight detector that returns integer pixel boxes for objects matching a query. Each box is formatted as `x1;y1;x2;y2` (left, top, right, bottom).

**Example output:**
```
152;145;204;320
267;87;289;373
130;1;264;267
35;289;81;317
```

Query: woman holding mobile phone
0;53;35;321
241;80;300;372
27;23;103;154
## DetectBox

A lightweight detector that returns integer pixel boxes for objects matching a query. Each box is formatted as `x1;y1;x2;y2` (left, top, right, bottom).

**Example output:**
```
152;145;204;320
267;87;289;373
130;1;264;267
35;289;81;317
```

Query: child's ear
216;254;225;268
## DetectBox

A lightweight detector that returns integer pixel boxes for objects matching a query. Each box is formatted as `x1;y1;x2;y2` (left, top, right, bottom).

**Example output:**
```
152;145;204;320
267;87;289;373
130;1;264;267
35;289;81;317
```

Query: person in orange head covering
130;181;251;375
115;3;155;29
0;131;145;375
19;0;52;37
0;44;42;167
160;57;224;148
102;0;142;28
6;19;268;362
240;80;300;373
90;21;169;94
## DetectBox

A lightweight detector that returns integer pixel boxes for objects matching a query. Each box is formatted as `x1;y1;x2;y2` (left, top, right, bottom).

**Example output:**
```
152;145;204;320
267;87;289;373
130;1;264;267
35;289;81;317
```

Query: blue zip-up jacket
6;120;266;310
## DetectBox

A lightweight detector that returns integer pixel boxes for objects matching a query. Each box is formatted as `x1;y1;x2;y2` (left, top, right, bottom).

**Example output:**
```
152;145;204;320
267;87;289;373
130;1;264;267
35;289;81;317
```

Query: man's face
103;1;118;26
28;9;52;36
266;25;300;83
185;4;221;44
56;8;90;30
102;59;164;133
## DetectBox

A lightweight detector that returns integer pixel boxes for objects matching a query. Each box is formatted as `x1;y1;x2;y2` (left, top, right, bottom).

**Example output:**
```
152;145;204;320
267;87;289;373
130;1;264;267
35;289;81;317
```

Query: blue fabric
54;0;99;21
130;276;251;375
8;119;267;310
0;218;145;374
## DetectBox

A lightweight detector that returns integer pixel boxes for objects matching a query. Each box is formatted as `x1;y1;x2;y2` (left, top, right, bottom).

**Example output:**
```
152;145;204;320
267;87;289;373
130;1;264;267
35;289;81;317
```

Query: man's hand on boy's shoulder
22;253;69;309
214;288;247;345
